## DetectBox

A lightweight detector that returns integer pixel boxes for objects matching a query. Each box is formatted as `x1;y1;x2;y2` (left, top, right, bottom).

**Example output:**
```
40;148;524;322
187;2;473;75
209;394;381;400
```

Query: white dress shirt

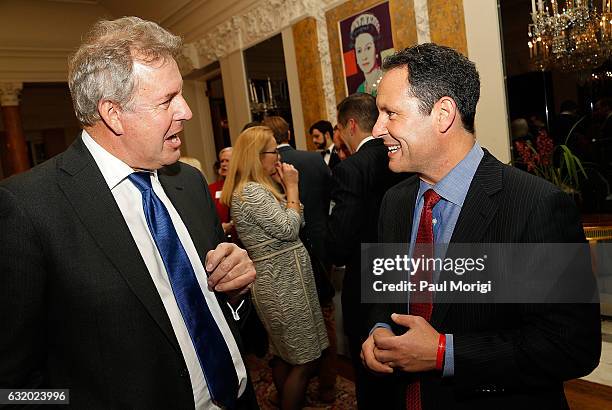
322;143;335;164
355;136;375;153
82;131;247;409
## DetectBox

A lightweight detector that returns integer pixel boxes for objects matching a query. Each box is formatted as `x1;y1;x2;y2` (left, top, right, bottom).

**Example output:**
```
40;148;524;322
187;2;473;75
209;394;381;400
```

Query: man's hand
205;243;255;301
361;327;394;374
371;314;439;373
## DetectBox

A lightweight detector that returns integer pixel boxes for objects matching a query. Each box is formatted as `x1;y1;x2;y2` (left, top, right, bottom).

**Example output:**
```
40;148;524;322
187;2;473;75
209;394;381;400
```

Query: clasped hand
361;313;440;373
273;162;299;188
205;242;256;303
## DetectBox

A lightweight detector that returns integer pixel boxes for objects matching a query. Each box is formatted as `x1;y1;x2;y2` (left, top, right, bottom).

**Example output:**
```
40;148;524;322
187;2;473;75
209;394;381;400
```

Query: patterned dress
231;182;329;364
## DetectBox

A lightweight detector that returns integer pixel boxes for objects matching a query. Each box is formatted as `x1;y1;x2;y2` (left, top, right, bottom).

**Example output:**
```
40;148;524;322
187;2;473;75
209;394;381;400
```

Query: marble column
0;82;30;176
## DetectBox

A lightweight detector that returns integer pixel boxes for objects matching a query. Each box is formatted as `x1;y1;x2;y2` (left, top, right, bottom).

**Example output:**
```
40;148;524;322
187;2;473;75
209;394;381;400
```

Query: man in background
327;93;407;408
310;120;341;168
333;124;351;161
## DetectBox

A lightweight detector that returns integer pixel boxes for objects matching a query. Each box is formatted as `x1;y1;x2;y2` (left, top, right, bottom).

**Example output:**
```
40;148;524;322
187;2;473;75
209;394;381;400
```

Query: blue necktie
128;172;238;409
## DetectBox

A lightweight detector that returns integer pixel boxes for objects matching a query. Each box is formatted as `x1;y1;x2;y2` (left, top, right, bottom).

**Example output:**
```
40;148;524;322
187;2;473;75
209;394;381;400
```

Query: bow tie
320;148;331;156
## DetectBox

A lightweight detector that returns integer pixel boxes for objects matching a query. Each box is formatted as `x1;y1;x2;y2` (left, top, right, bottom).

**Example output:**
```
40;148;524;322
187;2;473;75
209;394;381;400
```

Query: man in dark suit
262;115;338;401
0;17;258;409
327;93;407;408
361;43;601;409
310;120;341;168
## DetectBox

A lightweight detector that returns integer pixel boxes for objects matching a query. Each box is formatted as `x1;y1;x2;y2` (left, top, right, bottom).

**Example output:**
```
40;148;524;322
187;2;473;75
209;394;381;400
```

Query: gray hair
218;147;233;157
68;16;182;126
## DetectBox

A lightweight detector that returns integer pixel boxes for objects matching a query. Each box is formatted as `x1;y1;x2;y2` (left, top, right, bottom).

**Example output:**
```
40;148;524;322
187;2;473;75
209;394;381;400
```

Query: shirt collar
81;130;157;190
417;141;484;206
277;143;291;148
355;136;374;153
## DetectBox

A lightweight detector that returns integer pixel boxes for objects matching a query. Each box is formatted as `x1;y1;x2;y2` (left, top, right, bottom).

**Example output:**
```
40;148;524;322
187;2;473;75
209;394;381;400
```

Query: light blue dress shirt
375;142;484;378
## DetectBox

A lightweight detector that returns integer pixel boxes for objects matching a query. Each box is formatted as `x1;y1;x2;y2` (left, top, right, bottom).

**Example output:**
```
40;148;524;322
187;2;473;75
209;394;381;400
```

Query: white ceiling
42;0;200;25
1;0;261;81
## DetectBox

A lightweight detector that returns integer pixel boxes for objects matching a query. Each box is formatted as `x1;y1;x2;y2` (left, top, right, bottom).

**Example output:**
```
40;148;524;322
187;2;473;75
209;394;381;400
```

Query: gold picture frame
325;0;468;106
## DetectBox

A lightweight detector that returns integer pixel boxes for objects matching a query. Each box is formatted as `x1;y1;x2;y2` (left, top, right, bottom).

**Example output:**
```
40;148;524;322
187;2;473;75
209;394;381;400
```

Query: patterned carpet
246;354;357;409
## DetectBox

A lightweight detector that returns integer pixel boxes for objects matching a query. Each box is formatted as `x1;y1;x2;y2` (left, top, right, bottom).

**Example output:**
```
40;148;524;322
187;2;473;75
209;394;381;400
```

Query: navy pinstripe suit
368;149;601;409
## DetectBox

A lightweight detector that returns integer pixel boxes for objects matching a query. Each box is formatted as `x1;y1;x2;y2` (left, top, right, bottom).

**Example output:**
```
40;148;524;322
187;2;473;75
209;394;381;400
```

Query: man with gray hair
0;17;257;409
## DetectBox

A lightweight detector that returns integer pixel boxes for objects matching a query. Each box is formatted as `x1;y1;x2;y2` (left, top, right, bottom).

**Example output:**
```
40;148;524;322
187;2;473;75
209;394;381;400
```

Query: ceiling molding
160;0;209;28
0;47;70;83
46;0;100;4
0;70;68;83
183;0;343;122
0;47;73;59
189;0;343;67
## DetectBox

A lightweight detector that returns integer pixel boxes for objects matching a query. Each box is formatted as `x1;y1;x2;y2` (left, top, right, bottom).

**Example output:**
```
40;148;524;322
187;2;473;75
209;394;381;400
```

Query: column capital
0;82;24;106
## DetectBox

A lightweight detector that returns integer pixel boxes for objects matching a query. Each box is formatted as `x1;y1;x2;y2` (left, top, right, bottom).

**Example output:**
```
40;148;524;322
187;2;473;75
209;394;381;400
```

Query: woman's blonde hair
220;126;283;206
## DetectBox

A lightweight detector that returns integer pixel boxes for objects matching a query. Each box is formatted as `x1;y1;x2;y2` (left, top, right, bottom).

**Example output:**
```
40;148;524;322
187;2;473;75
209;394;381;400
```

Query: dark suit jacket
278;145;334;302
369;150;601;409
328;150;341;169
0;136;257;409
327;138;407;338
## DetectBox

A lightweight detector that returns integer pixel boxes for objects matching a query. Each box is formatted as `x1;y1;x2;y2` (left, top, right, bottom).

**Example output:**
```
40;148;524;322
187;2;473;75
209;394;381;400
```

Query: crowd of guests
1;15;602;410
203;91;406;408
201;89;412;408
201;45;601;410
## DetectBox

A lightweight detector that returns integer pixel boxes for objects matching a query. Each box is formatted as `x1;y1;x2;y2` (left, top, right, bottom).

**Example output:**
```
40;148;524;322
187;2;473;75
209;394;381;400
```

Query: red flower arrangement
514;128;585;192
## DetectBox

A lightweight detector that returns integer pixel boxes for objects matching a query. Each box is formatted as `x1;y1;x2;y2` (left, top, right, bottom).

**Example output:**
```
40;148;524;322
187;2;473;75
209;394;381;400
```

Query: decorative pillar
0;82;30;176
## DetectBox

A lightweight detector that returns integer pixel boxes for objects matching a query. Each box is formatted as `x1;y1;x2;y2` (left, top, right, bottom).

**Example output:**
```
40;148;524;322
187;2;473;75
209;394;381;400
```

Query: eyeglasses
260;149;279;156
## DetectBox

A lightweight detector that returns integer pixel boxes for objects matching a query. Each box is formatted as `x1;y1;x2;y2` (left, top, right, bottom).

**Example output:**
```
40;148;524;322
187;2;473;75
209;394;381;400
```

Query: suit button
180;368;189;378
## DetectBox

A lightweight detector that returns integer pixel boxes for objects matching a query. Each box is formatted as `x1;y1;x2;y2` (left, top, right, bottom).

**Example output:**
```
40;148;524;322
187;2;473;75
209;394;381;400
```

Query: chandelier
527;0;612;71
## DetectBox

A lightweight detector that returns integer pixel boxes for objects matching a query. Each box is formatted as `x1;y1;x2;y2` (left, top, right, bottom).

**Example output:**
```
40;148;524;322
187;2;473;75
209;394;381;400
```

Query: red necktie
406;188;441;410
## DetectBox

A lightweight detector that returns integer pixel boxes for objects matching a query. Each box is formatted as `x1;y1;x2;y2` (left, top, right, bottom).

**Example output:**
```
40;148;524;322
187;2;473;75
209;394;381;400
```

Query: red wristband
435;333;446;371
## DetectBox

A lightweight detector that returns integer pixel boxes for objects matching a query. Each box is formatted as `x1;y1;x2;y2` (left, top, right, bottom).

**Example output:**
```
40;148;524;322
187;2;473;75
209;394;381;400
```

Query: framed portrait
326;0;418;105
338;2;394;96
326;0;465;105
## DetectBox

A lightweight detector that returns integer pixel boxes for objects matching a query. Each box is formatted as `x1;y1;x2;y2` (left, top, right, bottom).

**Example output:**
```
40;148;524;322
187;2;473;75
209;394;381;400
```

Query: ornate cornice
176;43;198;75
0;82;23;106
189;0;341;67
194;15;243;65
185;0;342;120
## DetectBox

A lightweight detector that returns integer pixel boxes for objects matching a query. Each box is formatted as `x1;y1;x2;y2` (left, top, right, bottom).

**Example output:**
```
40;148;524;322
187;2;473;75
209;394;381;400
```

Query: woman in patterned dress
221;126;329;409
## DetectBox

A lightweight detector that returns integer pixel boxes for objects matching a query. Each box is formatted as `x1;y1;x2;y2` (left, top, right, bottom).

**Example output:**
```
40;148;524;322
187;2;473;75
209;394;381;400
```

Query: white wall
181;79;218;182
220;51;252;143
464;0;511;162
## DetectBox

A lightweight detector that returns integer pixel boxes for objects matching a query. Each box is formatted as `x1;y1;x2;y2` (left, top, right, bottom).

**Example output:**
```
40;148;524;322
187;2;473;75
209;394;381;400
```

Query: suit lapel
398;178;419;244
56;137;181;354
159;165;246;339
158;167;217;266
448;157;501;243
431;151;502;325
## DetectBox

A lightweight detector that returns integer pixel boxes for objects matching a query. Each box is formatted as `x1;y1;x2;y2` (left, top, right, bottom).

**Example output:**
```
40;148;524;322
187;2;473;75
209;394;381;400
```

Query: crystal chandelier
527;0;612;71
